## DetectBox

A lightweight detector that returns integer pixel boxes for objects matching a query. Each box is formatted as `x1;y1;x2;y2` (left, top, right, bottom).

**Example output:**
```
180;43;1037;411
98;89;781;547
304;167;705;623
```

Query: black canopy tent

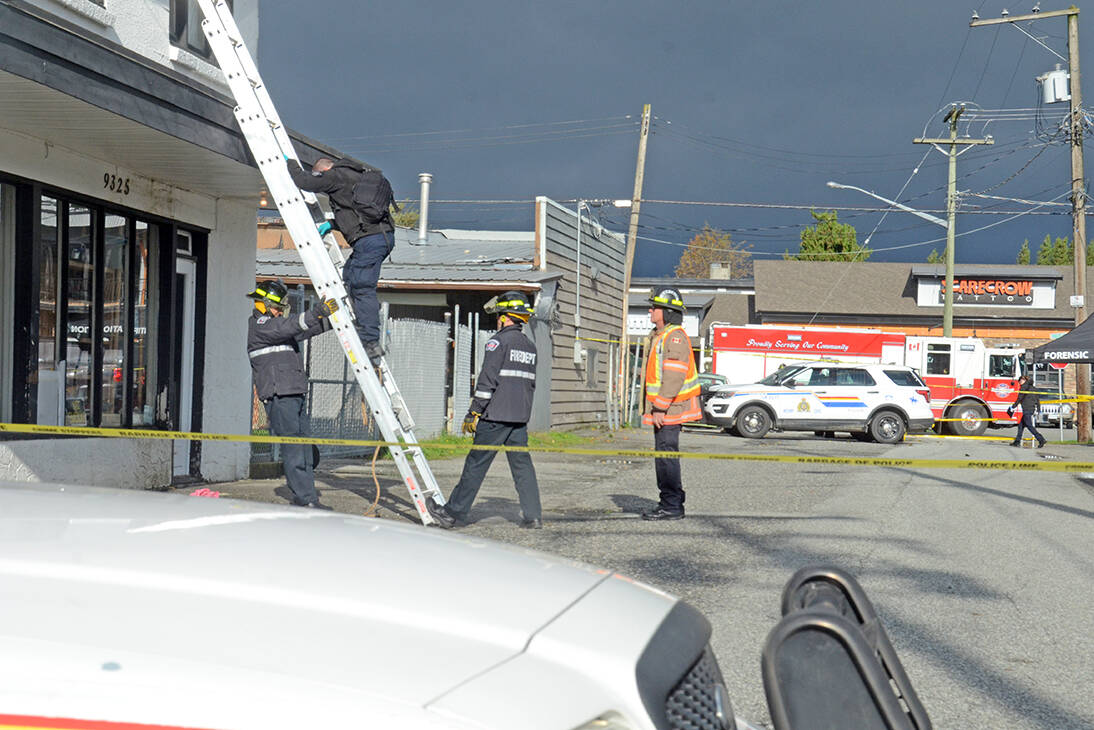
1027;317;1094;363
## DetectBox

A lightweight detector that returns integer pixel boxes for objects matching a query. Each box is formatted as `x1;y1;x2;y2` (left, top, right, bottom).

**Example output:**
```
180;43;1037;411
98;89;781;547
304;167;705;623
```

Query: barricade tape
2;422;1092;473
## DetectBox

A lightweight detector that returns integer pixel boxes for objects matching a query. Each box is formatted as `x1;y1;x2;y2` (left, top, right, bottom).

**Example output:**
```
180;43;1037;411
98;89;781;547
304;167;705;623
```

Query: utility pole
914;105;993;336
619;103;651;423
972;7;1090;442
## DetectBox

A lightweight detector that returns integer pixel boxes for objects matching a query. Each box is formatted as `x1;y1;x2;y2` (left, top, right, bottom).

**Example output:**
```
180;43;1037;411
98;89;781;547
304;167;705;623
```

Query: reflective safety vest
644;325;701;425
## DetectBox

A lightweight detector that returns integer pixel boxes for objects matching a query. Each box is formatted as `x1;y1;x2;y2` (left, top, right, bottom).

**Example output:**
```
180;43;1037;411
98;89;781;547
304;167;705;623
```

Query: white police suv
0;481;756;730
704;361;935;444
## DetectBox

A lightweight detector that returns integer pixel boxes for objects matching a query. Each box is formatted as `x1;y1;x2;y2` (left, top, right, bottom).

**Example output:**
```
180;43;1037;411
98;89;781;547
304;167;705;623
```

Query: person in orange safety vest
641;287;701;520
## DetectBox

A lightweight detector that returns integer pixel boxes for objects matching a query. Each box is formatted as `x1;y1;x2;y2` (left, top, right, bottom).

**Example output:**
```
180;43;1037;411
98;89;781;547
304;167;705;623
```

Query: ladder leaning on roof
196;0;445;525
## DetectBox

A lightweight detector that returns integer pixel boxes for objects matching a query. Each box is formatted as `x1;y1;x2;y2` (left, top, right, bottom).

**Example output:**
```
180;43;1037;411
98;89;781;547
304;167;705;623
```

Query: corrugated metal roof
632;276;755;290
390;228;535;266
256;248;557;287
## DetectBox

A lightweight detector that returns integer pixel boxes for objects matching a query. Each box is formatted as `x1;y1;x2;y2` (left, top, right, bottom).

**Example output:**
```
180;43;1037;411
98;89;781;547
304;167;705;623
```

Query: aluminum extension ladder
197;0;444;524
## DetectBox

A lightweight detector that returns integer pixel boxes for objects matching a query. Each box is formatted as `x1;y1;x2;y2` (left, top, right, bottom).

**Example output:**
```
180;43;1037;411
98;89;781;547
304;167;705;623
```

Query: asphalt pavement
207;425;1094;729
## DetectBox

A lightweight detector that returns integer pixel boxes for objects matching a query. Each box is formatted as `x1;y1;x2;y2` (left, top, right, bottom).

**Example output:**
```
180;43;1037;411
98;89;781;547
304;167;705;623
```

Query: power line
340;123;639;155
320;115;635;143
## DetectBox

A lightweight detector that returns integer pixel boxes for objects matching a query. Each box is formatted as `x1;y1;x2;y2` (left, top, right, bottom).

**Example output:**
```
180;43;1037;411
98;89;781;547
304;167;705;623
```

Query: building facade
0;0;350;486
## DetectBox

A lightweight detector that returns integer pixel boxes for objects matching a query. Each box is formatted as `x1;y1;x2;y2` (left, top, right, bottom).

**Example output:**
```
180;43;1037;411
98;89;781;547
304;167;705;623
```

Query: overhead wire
971;25;1002;102
630;190;1073;260
339;122;639;155
320;115;636;143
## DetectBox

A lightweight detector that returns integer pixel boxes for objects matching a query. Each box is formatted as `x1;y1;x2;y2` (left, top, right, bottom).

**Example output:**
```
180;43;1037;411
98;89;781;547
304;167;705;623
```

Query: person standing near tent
1008;374;1046;448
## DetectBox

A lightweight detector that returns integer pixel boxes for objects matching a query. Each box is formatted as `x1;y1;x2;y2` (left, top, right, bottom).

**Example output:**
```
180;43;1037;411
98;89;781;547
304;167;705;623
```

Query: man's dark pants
1015;410;1046;445
446;420;541;522
344;231;394;344
264;394;318;505
654;424;685;514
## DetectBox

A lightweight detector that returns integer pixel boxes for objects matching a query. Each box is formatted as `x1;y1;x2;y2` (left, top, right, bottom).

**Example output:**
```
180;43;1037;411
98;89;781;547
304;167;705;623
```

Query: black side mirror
761;566;931;730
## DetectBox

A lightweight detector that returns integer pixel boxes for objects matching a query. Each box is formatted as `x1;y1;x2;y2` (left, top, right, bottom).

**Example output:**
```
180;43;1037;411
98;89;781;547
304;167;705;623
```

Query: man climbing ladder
287;156;397;367
196;0;444;524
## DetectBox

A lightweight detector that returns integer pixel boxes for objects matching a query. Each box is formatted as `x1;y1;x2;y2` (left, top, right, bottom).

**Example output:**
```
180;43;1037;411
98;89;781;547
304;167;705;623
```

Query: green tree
675;225;753;278
926;248;943;264
1036;234;1072;265
1016;239;1031;265
391;201;420;229
785;209;869;261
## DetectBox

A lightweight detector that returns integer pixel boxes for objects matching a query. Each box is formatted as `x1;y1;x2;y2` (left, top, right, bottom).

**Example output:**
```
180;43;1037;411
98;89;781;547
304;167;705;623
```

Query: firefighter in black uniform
427;292;542;529
247;280;334;508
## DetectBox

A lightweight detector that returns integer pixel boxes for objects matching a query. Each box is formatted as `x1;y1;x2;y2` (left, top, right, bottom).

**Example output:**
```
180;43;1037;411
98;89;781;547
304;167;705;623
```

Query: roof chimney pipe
418;173;432;244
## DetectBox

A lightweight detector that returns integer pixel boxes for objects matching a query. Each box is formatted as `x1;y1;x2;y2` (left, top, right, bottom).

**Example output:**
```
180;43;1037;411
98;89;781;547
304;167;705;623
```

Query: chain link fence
252;316;451;462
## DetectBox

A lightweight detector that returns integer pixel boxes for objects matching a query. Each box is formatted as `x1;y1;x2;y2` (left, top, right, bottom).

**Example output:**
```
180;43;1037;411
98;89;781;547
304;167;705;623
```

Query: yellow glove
462;411;481;435
311;298;339;318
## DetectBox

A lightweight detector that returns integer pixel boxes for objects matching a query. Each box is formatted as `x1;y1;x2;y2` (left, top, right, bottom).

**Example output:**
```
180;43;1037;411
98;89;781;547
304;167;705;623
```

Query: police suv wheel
870;411;906;444
737;405;771;439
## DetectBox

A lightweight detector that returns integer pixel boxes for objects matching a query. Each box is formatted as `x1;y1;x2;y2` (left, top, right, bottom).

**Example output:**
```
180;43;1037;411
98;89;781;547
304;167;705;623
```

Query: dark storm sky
257;1;1091;276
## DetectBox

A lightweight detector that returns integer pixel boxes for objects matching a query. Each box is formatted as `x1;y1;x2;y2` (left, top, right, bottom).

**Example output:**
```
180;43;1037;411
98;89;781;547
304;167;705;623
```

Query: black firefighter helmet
484;291;534;321
247;280;290;311
647;286;686;313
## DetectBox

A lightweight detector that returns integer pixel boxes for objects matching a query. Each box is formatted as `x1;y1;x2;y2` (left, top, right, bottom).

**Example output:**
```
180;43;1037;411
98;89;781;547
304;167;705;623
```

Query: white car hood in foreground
0;482;681;729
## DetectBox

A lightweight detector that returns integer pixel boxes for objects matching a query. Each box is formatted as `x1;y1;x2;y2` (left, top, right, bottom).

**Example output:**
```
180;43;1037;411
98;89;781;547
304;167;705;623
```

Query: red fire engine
709;324;1023;436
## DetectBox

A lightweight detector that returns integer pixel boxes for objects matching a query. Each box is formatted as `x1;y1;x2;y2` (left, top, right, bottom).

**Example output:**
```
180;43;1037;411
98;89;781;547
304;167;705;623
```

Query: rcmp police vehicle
704;361;935;443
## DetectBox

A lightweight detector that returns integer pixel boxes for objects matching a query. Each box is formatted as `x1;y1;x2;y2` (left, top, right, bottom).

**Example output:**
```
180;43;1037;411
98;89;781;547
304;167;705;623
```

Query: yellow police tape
2;422;1092;474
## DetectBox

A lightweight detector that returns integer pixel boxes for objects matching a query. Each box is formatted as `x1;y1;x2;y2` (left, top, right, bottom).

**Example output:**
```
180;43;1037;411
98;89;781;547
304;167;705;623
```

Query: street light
826;181;946;228
826;181;956;335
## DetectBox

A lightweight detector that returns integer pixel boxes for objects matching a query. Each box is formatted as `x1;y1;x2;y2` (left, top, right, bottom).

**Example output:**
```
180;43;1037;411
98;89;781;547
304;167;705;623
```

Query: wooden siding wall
537;198;625;429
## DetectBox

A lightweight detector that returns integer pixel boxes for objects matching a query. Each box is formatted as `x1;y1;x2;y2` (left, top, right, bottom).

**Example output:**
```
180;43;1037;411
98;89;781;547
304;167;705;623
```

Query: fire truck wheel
736;405;771;438
946;401;989;437
870;410;906;444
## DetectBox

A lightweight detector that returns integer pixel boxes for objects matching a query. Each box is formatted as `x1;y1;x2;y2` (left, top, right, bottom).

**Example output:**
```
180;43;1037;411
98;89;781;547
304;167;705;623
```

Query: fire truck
709;324;1024;436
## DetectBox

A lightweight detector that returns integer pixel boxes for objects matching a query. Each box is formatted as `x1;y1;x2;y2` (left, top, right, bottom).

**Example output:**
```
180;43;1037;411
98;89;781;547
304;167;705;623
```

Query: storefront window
35;197;62;424
101;215;128;427
65;205;95;426
133;222;157;426
0;184;14;422
6;187;180;430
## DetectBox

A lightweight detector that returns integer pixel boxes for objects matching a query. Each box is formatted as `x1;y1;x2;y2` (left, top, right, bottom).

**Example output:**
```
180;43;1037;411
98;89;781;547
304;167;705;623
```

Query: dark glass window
926;344;951;375
29;194;166;429
170;0;234;59
989;354;1017;378
834;368;875;386
65;204;95;426
884;369;926;388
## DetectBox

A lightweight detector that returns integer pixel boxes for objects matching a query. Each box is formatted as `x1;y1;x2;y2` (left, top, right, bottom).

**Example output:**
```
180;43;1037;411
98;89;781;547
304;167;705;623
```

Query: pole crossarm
970;8;1077;26
912;137;995;145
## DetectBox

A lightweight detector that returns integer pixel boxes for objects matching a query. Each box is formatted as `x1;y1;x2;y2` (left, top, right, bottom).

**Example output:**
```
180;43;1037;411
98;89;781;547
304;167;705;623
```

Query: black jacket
248;308;330;400
1012;384;1042;413
471;324;537;424
288;158;393;243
